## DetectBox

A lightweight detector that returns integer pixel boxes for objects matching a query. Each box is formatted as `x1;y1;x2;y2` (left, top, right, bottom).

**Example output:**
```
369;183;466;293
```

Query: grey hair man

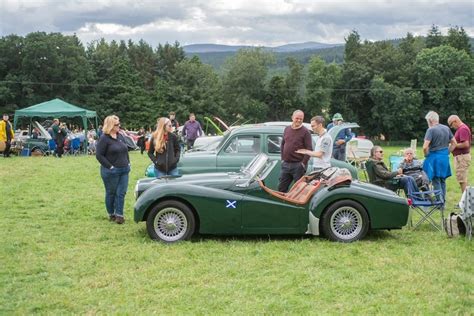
422;111;457;205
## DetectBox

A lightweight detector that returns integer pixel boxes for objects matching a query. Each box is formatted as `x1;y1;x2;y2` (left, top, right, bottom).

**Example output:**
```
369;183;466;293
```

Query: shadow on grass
135;226;400;244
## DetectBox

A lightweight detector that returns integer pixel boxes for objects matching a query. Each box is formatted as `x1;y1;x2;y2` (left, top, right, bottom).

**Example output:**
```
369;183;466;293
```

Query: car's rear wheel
321;200;369;242
31;148;45;156
146;200;195;243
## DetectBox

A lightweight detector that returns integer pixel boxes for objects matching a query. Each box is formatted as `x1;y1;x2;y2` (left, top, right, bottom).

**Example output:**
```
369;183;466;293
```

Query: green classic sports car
134;154;409;243
146;123;359;189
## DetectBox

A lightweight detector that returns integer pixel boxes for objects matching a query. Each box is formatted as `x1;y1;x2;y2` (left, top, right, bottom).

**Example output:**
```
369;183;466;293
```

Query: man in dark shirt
278;110;313;192
448;115;472;192
182;113;203;150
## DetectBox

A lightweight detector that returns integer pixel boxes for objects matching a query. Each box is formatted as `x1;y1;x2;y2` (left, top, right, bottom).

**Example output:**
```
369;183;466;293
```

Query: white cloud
0;0;472;46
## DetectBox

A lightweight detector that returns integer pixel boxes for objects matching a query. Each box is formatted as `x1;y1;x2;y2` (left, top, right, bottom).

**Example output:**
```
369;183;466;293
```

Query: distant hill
186;38;474;72
186;45;345;72
183;41;343;53
184;44;253;53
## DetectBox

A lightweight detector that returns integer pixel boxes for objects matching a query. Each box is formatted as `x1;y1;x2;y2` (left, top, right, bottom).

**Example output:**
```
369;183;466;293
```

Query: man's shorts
454;153;471;183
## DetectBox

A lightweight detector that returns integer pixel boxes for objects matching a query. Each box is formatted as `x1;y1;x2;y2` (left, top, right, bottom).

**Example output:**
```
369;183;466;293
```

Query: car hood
33;121;52;140
136;171;245;196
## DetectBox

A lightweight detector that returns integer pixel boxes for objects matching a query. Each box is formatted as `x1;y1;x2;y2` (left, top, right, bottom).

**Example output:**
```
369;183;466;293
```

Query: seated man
368;146;418;196
398;148;429;191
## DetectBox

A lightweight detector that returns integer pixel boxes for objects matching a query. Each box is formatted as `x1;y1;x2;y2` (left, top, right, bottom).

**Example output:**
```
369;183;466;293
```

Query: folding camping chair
365;160;400;191
389;154;404;172
48;139;56;156
408;189;445;231
459;186;474;240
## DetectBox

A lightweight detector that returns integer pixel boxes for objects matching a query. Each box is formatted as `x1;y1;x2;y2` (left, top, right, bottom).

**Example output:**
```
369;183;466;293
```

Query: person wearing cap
0;114;14;158
447;114;471;192
327;113;352;161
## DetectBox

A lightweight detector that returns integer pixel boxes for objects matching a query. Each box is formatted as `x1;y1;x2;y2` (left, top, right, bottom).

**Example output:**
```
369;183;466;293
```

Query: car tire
321;200;369;242
146;200;195;243
31;148;44;156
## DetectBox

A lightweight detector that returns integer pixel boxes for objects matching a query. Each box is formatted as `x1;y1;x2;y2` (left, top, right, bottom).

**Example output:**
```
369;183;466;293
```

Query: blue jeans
100;165;130;217
154;167;179;178
398;176;419;197
432;177;446;204
333;145;346;161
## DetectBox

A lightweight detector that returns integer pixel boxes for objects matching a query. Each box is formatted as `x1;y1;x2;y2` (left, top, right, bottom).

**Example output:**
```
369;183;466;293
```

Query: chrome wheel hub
154;207;188;242
330;206;362;240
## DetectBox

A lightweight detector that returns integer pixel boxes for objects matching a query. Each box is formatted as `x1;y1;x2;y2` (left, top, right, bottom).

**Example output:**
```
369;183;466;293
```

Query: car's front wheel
321;200;369;242
146;200;195;243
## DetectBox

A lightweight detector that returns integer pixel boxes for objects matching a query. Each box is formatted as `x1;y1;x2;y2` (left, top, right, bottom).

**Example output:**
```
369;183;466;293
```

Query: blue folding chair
389;154;404;172
48;139;56;156
408;189;445;231
70;138;81;155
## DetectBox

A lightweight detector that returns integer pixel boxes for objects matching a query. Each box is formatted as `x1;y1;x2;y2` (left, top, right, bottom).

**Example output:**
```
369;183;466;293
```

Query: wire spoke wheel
147;201;195;243
322;200;369;242
154;207;188;242
330;206;362;240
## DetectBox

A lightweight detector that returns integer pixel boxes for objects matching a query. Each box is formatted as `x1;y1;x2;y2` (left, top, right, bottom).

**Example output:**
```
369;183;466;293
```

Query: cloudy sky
1;0;473;47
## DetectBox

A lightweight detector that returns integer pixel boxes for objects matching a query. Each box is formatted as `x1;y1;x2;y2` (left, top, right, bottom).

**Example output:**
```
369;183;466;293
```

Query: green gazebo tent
14;98;98;153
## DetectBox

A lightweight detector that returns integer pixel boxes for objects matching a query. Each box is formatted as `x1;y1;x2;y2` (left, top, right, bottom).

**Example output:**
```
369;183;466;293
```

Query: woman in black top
95;115;130;224
148;117;180;178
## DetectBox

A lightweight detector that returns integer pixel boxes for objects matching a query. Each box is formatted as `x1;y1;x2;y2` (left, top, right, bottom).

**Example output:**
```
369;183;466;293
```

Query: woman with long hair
148;117;180;178
95;115;130;224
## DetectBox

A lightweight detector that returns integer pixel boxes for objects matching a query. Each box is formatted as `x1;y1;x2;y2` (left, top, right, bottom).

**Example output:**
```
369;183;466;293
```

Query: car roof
229;124;287;134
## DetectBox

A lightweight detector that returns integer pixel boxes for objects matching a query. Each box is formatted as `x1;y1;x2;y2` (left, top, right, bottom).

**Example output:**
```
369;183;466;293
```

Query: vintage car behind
134;154;409;243
146;123;360;189
13;121;51;155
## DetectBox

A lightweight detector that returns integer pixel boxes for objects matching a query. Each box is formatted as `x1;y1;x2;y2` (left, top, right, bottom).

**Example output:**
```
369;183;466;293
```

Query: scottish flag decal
226;200;237;209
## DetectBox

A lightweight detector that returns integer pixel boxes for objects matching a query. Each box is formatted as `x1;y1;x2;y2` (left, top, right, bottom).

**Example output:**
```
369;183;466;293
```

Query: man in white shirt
296;116;333;170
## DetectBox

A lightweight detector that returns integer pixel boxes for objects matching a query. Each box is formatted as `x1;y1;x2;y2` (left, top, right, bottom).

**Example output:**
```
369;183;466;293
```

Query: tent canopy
13;98;98;153
14;98;96;127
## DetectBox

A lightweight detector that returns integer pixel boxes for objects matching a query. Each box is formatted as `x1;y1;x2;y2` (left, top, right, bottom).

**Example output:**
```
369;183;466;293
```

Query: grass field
1;147;473;314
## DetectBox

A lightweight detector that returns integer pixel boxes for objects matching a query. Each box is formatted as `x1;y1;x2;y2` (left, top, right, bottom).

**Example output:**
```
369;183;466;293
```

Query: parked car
134;153;409;243
13;121;51;155
145;123;360;189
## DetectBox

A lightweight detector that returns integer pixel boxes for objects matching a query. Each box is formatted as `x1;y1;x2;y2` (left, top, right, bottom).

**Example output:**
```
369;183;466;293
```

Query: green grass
1;148;473;314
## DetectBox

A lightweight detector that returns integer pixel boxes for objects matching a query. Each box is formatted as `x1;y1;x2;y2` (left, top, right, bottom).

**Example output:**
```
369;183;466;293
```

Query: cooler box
21;148;31;156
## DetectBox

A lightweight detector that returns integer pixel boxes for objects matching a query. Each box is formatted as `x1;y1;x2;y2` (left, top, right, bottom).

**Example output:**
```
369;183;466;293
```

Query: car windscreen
242;153;269;177
214;130;231;152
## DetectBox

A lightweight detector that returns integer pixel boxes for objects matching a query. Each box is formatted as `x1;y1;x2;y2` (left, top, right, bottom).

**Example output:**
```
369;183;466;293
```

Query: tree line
0;25;472;140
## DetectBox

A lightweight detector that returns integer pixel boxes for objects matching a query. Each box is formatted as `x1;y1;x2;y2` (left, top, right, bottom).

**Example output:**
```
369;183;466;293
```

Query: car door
239;188;305;234
216;134;261;172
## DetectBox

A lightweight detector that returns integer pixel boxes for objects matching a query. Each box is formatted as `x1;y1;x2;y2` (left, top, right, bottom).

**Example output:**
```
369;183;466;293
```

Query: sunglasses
377;150;383;153
114;123;121;127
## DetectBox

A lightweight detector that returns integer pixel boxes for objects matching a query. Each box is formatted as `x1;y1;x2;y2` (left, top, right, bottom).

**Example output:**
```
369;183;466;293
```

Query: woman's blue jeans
100;165;130;217
154;167;179;178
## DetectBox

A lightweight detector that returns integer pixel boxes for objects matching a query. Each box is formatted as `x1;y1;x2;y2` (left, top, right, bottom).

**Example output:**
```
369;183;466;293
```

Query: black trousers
278;161;306;193
3;140;11;157
186;138;196;150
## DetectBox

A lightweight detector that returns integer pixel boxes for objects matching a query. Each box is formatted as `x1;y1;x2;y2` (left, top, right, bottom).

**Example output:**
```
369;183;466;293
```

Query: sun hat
332;113;343;121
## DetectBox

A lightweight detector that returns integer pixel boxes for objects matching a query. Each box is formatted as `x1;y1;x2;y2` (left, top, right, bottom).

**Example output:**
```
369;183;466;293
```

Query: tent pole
83;116;88;154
